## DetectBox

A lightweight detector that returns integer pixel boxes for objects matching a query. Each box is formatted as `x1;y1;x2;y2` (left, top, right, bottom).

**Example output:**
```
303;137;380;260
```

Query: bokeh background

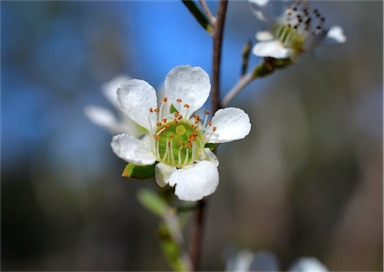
1;0;382;271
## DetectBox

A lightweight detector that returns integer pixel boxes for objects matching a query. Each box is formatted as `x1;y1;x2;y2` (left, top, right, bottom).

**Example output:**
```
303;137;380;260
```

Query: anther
213;126;217;132
184;104;190;108
205;110;209;115
157;122;162;127
154;135;160;140
149;108;154;113
176;98;182;103
162;97;168;102
208;121;212;126
154;108;159;113
174;112;179;117
162;118;167;123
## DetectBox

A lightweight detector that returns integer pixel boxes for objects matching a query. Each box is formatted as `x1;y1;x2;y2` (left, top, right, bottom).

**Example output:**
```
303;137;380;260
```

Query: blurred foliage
1;1;382;271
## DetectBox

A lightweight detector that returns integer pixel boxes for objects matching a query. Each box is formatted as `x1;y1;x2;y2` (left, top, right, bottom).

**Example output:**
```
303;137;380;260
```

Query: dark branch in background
190;1;228;271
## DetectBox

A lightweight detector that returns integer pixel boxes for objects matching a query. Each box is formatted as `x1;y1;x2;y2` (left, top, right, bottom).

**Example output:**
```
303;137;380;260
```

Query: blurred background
1;0;382;271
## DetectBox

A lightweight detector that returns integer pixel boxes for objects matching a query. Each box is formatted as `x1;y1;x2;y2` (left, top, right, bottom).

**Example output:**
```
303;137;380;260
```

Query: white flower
84;75;144;137
249;0;346;60
110;65;251;201
289;257;328;272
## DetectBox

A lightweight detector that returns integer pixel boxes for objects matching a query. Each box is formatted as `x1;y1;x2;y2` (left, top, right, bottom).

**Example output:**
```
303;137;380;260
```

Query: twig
199;0;216;24
221;72;254;107
211;0;228;112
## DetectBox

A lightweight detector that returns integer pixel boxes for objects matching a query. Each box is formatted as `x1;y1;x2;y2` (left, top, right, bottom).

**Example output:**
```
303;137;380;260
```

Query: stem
190;1;228;271
190;199;206;271
212;0;228;112
221;72;254;107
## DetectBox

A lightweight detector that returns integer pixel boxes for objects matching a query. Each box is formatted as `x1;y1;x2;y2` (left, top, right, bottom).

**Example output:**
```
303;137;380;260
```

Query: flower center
153;120;205;168
274;0;326;51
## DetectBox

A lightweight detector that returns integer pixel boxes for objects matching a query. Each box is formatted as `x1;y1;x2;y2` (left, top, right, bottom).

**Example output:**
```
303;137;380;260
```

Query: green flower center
154;120;205;168
274;24;305;51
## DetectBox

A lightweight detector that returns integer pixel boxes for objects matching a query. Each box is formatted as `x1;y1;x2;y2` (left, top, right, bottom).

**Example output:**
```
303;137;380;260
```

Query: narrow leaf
241;40;252;77
158;224;191;271
122;163;155;179
182;0;212;33
137;189;168;217
205;143;219;151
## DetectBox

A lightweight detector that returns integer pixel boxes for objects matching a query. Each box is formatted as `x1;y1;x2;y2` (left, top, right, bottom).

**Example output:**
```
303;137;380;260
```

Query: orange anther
174;112;179;117
176;98;182;103
157;122;162;127
213;126;217;132
149;108;154;112
154;108;159;113
208;121;212;126
184;104;190;108
162;118;167;123
153;135;160;140
162;97;168;102
205;110;209;115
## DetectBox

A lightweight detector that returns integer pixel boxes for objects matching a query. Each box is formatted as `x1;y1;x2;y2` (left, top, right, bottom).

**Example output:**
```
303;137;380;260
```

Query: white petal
200;148;219;167
102;75;132;108
111;134;156;165
164;65;210;118
168;161;219;201
303;30;327;52
206;107;251;144
117;79;157;131
155;163;176;187
84;106;123;134
248;0;275;23
289;257;328;272
256;30;274;41
252;40;292;59
322;25;347;46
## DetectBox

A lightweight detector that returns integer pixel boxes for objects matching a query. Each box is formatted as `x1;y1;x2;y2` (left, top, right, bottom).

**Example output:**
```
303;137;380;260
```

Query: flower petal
155;162;176;187
322;25;347;46
252;40;292;59
164;65;210;118
256;30;274;41
303;29;327;52
206;107;251;143
289;257;328;272
248;0;275;23
102;75;132;108
117;79;157;131
111;134;156;165
84;106;123;134
200;148;219;167
168;161;219;201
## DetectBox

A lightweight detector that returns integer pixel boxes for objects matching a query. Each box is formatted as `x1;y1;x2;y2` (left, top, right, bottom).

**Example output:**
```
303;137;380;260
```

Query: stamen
183;147;189;165
178;146;183;166
162;140;169;161
169;139;175;165
159;97;168;119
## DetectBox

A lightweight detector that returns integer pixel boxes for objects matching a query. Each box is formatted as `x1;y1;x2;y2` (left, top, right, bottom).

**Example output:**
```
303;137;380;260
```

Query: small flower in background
111;65;251;201
249;0;346;61
84;75;145;137
226;250;328;272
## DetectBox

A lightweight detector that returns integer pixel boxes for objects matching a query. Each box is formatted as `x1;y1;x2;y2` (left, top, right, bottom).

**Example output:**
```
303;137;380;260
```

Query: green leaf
241;39;252;76
158;224;190;271
137;189;168;217
205;143;219;151
122;163;155;179
182;0;212;33
170;104;178;114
